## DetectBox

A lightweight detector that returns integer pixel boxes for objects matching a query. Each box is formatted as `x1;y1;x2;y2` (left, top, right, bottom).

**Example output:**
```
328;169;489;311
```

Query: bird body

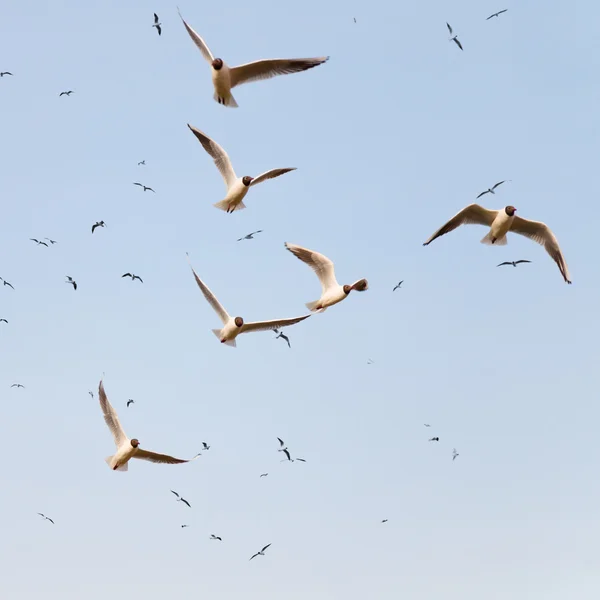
92;221;105;233
487;9;508;19
122;273;143;282
250;544;271;560
0;72;13;77
497;260;531;268
153;13;162;36
238;230;263;241
392;280;403;292
133;183;155;193
476;180;506;199
59;91;74;96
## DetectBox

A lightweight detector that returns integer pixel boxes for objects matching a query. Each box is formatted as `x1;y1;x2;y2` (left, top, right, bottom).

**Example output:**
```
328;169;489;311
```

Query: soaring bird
126;399;135;407
423;204;571;283
429;437;440;442
202;442;210;450
274;328;291;348
152;13;162;36
188;125;295;213
170;490;192;508
181;525;190;528
238;230;263;241
285;242;368;312
122;273;143;283
476;180;507;199
249;544;271;560
259;473;269;478
11;383;25;388
89;391;94;399
381;519;388;523
37;513;54;524
452;448;459;461
367;358;374;365
210;534;222;541
65;276;77;290
59;90;74;96
0;72;13;77
497;260;531;268
486;9;507;19
98;380;201;471
91;221;106;233
133;183;155;193
1;278;15;289
30;238;48;247
424;424;431;427
0;318;7;323
446;23;463;50
178;10;328;108
392;280;403;292
187;257;310;347
138;160;146;166
44;238;57;245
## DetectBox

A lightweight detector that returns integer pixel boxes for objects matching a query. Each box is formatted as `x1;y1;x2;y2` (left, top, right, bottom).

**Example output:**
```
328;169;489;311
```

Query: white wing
285;242;339;294
187;259;231;324
229;57;328;88
188;125;237;189
423;204;498;245
250;168;296;187
178;11;214;64
98;380;127;448
510;216;571;283
240;314;310;335
134;449;201;464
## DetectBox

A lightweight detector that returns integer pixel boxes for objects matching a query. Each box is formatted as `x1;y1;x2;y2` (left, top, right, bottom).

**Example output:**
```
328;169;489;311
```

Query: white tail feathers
214;91;238;108
213;199;246;213
105;456;128;471
305;300;326;313
481;232;508;246
212;329;236;347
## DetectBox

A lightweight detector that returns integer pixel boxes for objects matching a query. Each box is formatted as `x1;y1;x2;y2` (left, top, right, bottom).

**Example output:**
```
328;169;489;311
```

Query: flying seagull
429;437;440;442
392;280;403;292
170;490;192;508
1;279;15;289
30;238;48;247
249;544;271;560
202;442;210;450
92;221;106;233
122;273;143;283
285;242;368;312
476;180;506;199
486;9;508;20
65;276;77;291
98;380;201;471
187;256;310;347
11;383;25;388
274;328;291;348
37;513;54;524
260;473;269;477
424;424;431;427
0;72;13;77
126;399;134;407
137;160;146;166
59;90;74;96
452;448;459;461
178;10;328;108
0;318;7;323
497;260;531;268
238;230;263;241
188;125;296;213
210;534;222;541
423;204;571;283
89;391;94;399
44;238;57;245
133;183;155;193
181;525;190;528
381;519;388;523
446;23;463;50
152;13;162;36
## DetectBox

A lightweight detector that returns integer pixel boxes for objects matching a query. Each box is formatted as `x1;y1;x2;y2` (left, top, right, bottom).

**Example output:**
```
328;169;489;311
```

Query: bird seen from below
11;383;25;388
91;221;106;233
259;473;269;478
133;183;155;193
392;280;403;292
381;519;388;523
487;9;508;19
476;180;507;198
137;160;146;166
0;318;7;323
170;490;192;508
126;399;134;408
1;278;15;289
237;230;263;241
65;276;77;291
429;437;440;442
0;71;13;77
30;238;48;247
152;13;161;36
446;23;463;50
202;442;210;450
59;90;74;96
274;328;291;348
210;534;222;541
37;513;54;524
249;544;271;560
497;260;531;268
122;273;143;283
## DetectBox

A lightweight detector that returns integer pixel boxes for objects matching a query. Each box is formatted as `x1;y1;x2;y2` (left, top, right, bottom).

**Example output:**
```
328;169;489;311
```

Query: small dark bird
476;181;506;199
381;519;388;523
274;328;291;348
127;399;135;407
452;448;459;461
44;238;57;245
181;525;190;528
392;280;403;292
259;473;269;478
1;279;15;289
497;260;532;268
237;230;263;242
170;490;192;508
429;437;440;442
202;442;210;450
446;23;463;50
367;358;374;365
11;383;25;388
65;276;77;291
153;13;162;36
424;424;431;427
249;544;271;561
133;183;155;193
353;18;356;23
210;534;222;541
30;238;48;247
0;72;13;77
37;513;54;524
138;160;146;166
91;220;106;233
88;391;94;398
486;9;508;20
0;318;7;323
295;458;307;463
59;90;74;96
122;273;143;283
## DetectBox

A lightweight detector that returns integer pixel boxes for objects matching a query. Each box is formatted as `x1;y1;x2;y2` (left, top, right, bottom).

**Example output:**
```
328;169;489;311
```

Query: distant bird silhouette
281;448;292;461
133;183;155;193
476;181;506;198
181;524;190;528
44;238;57;245
202;442;210;450
273;328;291;348
122;273;143;283
353;17;356;23
138;160;146;166
126;399;135;407
30;238;48;247
497;260;531;268
392;280;403;292
367;358;374;365
210;534;222;541
59;90;74;96
259;473;269;477
452;448;459;461
446;23;463;50
92;221;106;233
1;278;15;289
11;383;25;388
153;13;162;36
0;72;13;77
381;519;388;523
37;513;54;524
424;424;431;427
65;276;77;291
249;544;271;560
429;437;440;442
486;9;507;20
237;230;263;242
88;391;94;399
0;318;7;323
170;490;192;508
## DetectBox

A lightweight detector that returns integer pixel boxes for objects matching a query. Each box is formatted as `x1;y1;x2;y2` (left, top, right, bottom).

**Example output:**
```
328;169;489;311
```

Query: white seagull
178;10;328;108
423;204;571;283
188;124;295;213
187;256;310;347
284;243;368;312
98;380;200;471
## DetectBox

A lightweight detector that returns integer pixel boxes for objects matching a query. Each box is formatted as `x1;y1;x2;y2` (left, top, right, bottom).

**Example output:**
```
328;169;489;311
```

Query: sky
1;0;600;598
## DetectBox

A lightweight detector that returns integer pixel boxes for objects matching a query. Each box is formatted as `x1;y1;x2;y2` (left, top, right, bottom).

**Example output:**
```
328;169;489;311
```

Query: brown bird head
211;58;224;70
343;284;352;294
234;316;244;327
130;439;140;448
242;176;254;186
505;206;517;216
351;279;369;292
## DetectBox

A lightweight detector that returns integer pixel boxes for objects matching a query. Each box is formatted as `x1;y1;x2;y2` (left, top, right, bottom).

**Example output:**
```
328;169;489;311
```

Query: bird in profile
44;238;57;245
476;180;506;199
11;383;25;388
0;71;13;77
452;448;459;461
238;230;263;241
98;380;201;471
91;221;106;233
178;10;328;108
126;399;134;408
37;513;54;524
274;328;291;348
181;525;190;528
138;160;146;166
249;544;271;560
65;276;77;290
210;534;222;541
381;519;388;523
170;490;192;508
1;278;15;289
497;260;531;268
122;273;143;283
486;9;508;19
59;90;74;96
188;125;296;213
446;23;463;50
260;473;269;478
285;242;368;312
202;442;210;450
133;183;155;193
152;13;162;36
423;204;571;283
30;238;49;247
429;437;440;442
392;280;403;291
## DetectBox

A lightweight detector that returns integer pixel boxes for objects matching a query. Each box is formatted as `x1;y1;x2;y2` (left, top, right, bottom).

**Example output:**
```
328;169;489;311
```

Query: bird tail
212;329;237;347
214;91;238;108
480;232;508;246
305;300;326;313
213;198;246;213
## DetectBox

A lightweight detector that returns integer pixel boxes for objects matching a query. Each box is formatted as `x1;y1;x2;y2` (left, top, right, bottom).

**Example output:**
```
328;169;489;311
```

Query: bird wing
98;380;128;448
261;544;271;552
446;22;453;34
187;260;231;324
240;314;310;335
30;238;39;243
133;276;144;282
284;242;339;293
515;259;532;264
181;499;191;508
154;13;159;23
486;14;494;20
277;437;285;446
122;273;132;278
249;553;259;560
491;180;506;190
47;518;55;524
134;449;200;464
283;449;291;460
133;183;143;187
250;168;296;187
496;262;512;267
423;204;498;245
178;12;215;64
510;216;571;283
453;38;463;50
229;57;328;88
498;9;508;14
156;25;162;36
170;490;180;497
187;125;237;189
476;190;490;199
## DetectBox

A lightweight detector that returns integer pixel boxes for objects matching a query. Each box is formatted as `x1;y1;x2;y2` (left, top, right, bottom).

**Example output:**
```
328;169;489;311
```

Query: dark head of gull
505;206;517;217
130;439;140;448
242;176;254;186
212;58;224;70
234;316;244;327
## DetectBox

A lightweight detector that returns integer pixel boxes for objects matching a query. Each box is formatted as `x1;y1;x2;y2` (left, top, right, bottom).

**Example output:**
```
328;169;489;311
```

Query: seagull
181;525;190;528
122;273;143;283
202;442;210;450
0;72;13;77
170;490;192;508
44;238;57;245
92;221;106;233
59;90;74;96
37;513;54;524
381;519;388;523
178;10;328;108
429;437;440;442
423;204;571;283
277;438;286;451
11;383;25;388
476;181;507;199
284;242;368;312
210;534;222;541
367;358;374;364
188;125;296;213
452;448;459;461
152;13;162;36
89;391;94;399
260;473;269;477
424;424;431;427
392;280;403;291
274;329;291;348
497;260;532;268
249;544;271;560
126;399;134;407
187;257;310;347
30;238;48;247
446;23;463;50
238;230;263;241
0;318;7;323
354;18;357;23
137;160;146;166
65;276;77;291
1;279;15;289
133;183;155;193
98;380;201;471
486;9;508;20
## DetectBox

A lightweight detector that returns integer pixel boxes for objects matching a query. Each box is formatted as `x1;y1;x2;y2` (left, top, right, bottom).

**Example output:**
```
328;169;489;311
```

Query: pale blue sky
1;0;599;598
